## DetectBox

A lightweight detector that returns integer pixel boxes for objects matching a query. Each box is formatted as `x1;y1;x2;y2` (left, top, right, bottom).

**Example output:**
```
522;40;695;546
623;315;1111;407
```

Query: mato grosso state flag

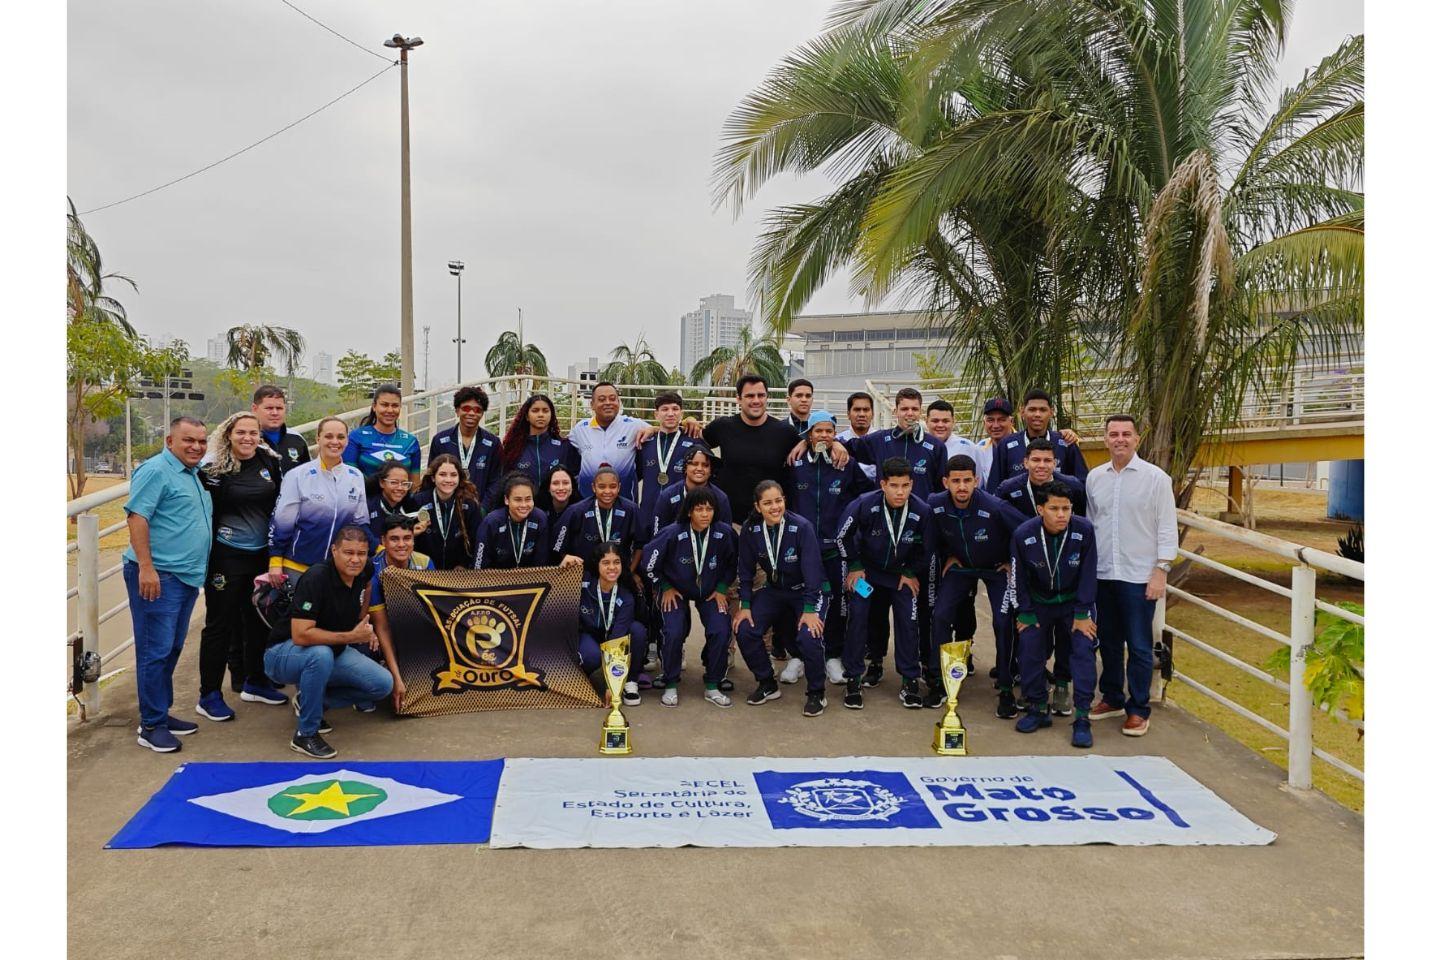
107;761;503;848
381;564;603;716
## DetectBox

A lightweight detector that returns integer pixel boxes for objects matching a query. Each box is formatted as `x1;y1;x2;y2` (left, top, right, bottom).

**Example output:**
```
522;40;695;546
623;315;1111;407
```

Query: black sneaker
899;679;923;709
862;661;884;688
290;733;337;759
719;677;735;692
293;695;332;734
746;681;782;706
966;654;976;677
988;665;999;680
996;690;1019;719
803;692;826;717
844;678;864;710
922;680;947;710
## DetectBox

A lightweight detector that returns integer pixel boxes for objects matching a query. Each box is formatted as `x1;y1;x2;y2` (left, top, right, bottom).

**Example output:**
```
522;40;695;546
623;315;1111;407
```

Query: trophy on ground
933;640;970;756
598;636;633;755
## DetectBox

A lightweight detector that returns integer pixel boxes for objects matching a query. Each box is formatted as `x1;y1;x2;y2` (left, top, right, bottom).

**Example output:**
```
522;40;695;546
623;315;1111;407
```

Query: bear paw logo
462;614;508;664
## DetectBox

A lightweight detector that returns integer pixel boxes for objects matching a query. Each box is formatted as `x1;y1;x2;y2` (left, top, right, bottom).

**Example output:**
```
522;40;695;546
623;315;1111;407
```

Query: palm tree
814;0;1362;495
484;330;549;378
689;324;788;387
600;333;670;385
225;324;306;387
67;198;136;335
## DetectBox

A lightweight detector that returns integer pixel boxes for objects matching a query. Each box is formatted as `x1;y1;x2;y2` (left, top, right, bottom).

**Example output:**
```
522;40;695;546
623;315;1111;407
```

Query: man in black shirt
252;384;312;474
702;375;806;523
262;525;396;758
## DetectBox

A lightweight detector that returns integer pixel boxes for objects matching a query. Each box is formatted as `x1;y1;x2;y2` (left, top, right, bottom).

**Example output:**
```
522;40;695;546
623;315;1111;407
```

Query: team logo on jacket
415;586;548;693
288;450;300;461
974;529;989;542
259;468;272;481
829;478;843;494
209;573;227;591
754;771;939;830
913;459;927;474
783;547;798;564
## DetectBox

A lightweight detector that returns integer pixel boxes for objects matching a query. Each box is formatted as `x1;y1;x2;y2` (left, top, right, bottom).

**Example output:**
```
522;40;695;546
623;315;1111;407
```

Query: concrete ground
68;595;1363;960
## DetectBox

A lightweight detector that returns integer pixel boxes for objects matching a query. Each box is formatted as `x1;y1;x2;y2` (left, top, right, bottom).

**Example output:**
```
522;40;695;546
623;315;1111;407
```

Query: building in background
568;356;601;396
206;335;226;364
679;294;752;382
313;351;334;385
787;309;945;390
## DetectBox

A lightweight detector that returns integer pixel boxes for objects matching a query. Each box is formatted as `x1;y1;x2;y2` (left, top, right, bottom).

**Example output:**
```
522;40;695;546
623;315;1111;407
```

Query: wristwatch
1155;561;1172;572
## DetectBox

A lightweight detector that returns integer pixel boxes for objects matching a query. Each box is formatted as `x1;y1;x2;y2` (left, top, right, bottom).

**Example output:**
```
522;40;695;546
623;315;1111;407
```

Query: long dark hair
590;541;630;593
544;464;581;513
359;384;403;428
500;393;561;470
419;454;478;554
744;478;786;527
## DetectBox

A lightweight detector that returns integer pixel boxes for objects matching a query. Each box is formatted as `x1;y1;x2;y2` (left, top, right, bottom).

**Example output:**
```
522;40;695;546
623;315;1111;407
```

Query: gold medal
657;471;669;486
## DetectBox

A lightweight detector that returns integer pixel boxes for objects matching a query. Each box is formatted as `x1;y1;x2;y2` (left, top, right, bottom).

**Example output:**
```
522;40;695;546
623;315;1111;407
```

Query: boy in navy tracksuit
787;411;873;686
835;457;937;710
985;388;1087;493
634;391;708;519
736;481;830;716
997;437;1088;712
1009;480;1099;748
928;454;1028;718
641;488;738;707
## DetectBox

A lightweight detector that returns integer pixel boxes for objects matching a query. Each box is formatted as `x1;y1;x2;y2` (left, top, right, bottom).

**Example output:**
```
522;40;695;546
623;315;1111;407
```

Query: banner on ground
489;755;1275;848
107;761;504;849
381;565;601;715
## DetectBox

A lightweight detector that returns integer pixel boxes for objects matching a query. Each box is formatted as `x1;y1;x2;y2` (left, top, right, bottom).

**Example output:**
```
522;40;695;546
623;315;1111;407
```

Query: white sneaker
643;646;661;674
622;681;641;706
660;687;679;707
825;658;846;685
703;688;732;708
779;658;805;684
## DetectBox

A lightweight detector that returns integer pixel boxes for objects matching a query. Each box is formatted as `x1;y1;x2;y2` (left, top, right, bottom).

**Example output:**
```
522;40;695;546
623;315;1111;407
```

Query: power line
279;0;395;63
79;61;397;216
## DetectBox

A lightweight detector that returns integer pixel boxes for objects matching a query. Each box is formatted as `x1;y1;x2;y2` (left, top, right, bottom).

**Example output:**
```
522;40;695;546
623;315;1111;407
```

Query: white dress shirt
838;428;877;480
1086;453;1178;583
970;439;994;484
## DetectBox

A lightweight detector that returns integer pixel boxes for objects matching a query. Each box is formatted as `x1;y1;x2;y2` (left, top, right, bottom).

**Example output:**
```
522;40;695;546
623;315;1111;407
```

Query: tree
808;0;1362;496
337;349;377;402
375;351;402;385
600;333;670;385
224;324;306;387
689;324;788;387
484;330;549;378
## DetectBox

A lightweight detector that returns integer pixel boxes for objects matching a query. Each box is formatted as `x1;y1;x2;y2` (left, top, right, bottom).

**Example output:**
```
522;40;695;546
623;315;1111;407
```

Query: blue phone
853;578;874;598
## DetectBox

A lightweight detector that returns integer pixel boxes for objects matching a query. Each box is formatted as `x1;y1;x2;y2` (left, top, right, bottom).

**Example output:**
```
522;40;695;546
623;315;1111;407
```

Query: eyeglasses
382;477;411;487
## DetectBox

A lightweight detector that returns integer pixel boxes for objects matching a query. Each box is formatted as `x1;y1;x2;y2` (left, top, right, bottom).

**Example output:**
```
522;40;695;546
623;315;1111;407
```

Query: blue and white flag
107;761;503;849
489;756;1274;848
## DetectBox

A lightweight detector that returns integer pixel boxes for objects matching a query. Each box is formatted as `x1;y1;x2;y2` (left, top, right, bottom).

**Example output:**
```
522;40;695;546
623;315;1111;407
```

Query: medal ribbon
762;521;785;585
690;528;710;587
1042;528;1069;590
597;585;616;635
594;503;614;544
655;431;682;482
509;519;528;565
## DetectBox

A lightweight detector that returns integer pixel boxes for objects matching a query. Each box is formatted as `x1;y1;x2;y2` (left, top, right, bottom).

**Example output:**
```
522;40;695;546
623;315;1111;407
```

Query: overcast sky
68;0;1363;385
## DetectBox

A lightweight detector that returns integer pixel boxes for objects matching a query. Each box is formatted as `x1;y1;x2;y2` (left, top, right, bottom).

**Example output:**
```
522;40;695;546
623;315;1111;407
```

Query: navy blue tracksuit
787;452;872;659
650;480;733;538
996;470;1088;520
551;497;648;563
847;427;948;504
428;425;503;503
1009;515;1099;712
986;429;1088;493
635;431;708;520
578;578;647;680
497;434;581;503
473;507;552;569
835;491;936;682
641;522;737;687
928;490;1027;692
737;512;828;693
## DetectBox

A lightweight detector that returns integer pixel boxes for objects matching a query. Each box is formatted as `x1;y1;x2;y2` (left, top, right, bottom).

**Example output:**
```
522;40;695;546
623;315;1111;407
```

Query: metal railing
1165;511;1364;789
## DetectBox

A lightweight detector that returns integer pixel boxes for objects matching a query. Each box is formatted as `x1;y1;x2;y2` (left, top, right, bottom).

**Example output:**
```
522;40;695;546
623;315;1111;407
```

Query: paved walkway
68;599;1363;960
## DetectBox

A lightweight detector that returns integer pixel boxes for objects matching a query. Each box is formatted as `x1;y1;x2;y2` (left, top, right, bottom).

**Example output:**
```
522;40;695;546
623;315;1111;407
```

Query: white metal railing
1166;511;1365;789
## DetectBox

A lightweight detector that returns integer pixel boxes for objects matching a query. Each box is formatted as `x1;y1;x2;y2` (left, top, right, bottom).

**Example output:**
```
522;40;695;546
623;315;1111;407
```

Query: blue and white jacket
268;459;371;571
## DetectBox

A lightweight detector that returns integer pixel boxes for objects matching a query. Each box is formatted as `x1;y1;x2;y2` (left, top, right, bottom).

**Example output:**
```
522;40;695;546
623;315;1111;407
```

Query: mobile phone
853;578;874;598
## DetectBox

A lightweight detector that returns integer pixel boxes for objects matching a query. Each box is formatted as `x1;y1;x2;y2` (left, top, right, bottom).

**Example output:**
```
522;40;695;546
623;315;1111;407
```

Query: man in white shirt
1085;414;1178;737
568;381;648;498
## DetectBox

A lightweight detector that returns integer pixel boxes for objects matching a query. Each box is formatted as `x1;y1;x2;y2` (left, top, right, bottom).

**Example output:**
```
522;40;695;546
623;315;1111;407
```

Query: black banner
381;565;602;716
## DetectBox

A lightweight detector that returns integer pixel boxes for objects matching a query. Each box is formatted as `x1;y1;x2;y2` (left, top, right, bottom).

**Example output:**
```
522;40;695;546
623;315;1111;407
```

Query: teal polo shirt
123;448;214;587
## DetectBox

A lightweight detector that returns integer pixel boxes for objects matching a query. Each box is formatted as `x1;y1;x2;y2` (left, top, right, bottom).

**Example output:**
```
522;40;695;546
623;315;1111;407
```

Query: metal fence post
428;391;439;444
1287;563;1316;790
77;513;101;719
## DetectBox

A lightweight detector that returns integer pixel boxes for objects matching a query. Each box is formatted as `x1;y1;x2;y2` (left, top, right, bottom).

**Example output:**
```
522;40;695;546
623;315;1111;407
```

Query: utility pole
449;260;466;383
422;325;431;390
385;33;424;395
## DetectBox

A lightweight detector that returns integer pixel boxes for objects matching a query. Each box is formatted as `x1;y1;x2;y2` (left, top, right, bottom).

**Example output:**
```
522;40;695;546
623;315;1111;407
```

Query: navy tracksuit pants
660;596;732;687
579;623;647;678
822;553;848;660
1017;604;1097;712
845;577;921;682
737;588;825;694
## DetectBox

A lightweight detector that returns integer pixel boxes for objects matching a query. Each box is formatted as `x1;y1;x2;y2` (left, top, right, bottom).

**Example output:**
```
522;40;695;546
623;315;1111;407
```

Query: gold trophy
598;636;633;755
933;640;970;756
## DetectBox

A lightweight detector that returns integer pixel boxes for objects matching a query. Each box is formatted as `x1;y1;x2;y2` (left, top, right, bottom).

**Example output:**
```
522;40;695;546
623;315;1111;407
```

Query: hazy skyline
69;0;1363;385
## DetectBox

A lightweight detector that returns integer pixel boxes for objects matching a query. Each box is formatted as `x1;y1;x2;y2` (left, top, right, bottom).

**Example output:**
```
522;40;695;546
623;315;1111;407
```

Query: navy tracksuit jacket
835;490;936;681
737;511;828;693
847;426;947;504
578;578;646;679
986;429;1088;493
641;521;738;686
1009;515;1099;712
473;507;553;569
995;470;1087;520
787;451;872;659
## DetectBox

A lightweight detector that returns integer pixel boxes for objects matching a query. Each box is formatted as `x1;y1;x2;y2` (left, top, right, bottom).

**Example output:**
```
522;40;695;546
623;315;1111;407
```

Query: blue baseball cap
982;397;1012;416
806;410;837;430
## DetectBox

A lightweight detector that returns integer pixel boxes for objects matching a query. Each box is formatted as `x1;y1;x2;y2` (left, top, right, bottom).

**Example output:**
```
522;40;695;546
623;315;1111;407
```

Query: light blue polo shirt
568;414;646;496
122;447;214;587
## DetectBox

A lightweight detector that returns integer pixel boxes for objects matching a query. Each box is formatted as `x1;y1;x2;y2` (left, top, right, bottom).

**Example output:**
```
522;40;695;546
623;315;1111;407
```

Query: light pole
422;326;431;390
448;260;466;383
384;32;424;396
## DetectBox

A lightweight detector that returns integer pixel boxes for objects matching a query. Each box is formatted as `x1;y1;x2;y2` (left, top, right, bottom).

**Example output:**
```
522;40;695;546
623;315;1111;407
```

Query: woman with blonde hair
196;412;285;720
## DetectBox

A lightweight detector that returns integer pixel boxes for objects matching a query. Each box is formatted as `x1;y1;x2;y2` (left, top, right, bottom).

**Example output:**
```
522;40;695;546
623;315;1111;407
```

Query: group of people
121;374;1176;761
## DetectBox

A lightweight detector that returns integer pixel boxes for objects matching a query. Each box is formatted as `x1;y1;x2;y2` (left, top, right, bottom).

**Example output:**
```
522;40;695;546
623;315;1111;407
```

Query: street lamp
448;260;466;383
384;33;424;395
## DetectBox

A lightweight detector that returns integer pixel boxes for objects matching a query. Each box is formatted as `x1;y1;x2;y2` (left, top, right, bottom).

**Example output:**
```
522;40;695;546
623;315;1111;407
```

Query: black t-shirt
268;562;369;646
201;452;282;568
702;414;801;522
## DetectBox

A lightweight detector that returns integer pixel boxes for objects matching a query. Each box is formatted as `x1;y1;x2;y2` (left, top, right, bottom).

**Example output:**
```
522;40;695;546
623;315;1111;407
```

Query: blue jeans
263;641;394;736
123;560;200;728
1097;579;1156;718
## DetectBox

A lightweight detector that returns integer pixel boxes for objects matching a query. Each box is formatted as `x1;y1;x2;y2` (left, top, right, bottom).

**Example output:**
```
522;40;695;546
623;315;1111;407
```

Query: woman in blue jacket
366;461;420;543
344;384;421;483
579;542;647;703
268;416;370;582
495;394;580;502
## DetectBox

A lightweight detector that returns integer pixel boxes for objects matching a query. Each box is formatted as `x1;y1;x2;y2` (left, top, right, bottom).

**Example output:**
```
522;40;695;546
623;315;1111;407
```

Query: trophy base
600;724;632;755
933;722;968;756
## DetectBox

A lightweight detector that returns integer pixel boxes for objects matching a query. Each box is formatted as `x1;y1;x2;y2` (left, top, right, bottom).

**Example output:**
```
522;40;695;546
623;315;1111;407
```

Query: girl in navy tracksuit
413;454;483;570
641;488;737;707
366;462;420;543
736;480;829;716
473;473;552;569
542;465;583;545
578;543;647;690
494;393;580;503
